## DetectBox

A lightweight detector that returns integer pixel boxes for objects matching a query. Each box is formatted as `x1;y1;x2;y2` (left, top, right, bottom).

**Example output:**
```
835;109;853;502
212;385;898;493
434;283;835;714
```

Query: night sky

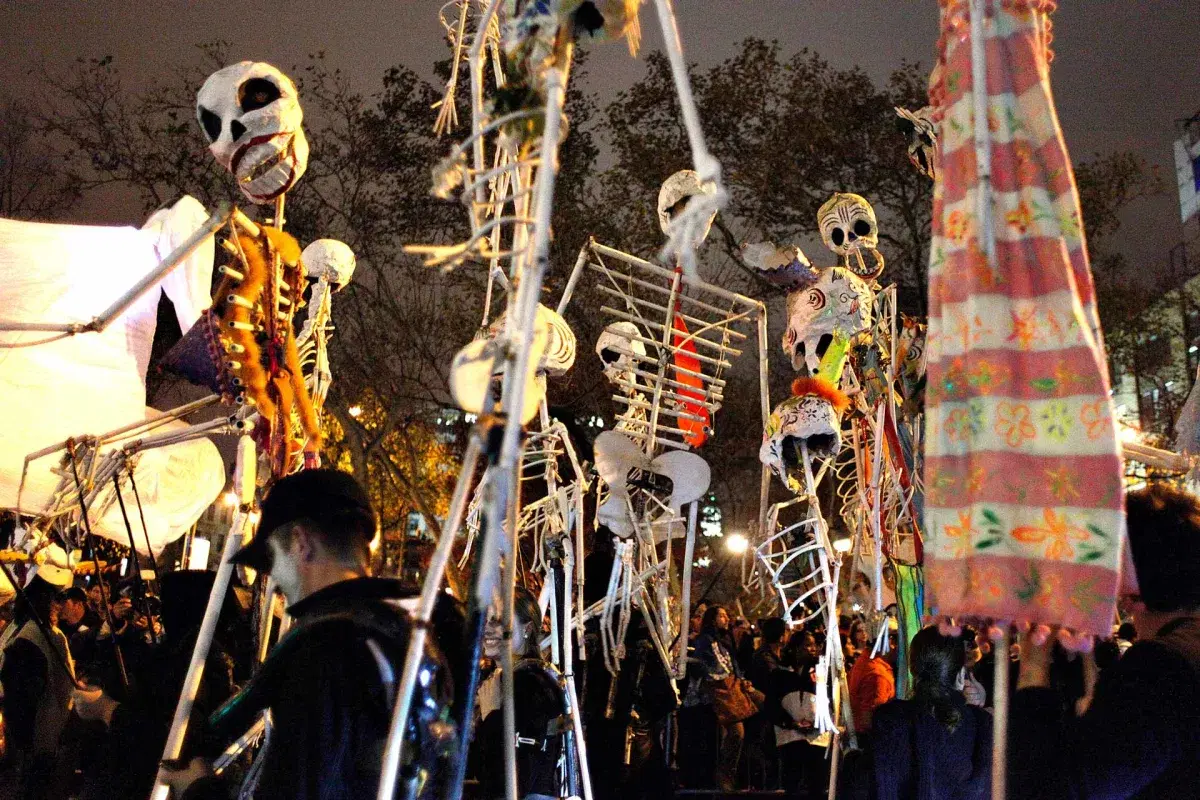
2;1;1198;272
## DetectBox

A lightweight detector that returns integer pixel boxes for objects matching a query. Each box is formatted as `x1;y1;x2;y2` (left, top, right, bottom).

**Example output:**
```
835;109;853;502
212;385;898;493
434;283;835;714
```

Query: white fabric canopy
0;197;224;554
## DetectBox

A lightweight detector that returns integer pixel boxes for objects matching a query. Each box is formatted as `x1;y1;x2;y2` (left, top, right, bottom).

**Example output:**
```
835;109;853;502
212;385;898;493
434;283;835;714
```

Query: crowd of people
0;473;1197;799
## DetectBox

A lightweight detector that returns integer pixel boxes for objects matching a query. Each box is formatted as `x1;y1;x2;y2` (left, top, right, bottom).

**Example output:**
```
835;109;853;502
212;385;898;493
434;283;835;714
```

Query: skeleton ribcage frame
568;240;766;453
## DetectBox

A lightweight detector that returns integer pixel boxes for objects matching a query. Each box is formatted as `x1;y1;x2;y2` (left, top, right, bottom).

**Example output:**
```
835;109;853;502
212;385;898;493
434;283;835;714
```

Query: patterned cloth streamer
923;0;1126;636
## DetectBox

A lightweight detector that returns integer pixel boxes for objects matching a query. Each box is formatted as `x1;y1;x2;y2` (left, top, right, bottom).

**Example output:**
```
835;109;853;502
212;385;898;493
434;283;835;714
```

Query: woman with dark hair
472;588;564;800
694;604;761;791
871;626;991;800
845;618;869;668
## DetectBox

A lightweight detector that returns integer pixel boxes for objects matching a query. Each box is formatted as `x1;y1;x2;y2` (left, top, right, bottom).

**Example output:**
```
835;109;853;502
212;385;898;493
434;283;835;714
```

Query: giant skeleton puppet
149;62;452;798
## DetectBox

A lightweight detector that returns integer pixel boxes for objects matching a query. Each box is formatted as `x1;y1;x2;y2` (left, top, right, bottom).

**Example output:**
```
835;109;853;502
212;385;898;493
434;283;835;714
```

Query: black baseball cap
232;468;376;571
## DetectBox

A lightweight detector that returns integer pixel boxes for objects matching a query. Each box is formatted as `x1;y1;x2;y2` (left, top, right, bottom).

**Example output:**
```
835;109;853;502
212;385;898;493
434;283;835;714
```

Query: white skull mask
301;239;356;290
657;170;717;248
760;394;843;492
818;193;879;260
783;266;873;373
596;321;647;388
196;62;309;204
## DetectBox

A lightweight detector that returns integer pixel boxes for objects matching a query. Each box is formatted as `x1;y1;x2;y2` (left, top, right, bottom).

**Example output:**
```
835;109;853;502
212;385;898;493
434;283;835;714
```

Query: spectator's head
17;574;61;626
960;626;982;668
689;604;706;635
233;469;378;605
59;587;87;626
87;583;104;609
1125;484;1200;614
909;626;966;731
1116;622;1137;643
484;588;542;659
786;629;819;665
849;618;868;648
701;604;731;635
761;617;788;647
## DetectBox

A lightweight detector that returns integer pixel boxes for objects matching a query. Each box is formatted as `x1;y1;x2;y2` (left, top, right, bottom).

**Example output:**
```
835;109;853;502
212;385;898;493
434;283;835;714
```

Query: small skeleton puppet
196;62;310;204
596;321;650;437
450;303;576;424
295;239;355;428
895;106;938;180
817;193;885;282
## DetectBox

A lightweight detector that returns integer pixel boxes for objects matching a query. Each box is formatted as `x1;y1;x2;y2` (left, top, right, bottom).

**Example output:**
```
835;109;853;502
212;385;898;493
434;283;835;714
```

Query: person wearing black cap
1009;483;1200;798
160;468;454;800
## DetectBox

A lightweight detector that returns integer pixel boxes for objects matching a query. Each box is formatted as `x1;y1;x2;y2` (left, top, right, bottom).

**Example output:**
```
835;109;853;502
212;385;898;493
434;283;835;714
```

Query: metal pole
376;429;486;800
991;631;1010;800
151;435;255;800
969;0;997;271
677;501;698;678
67;441;128;690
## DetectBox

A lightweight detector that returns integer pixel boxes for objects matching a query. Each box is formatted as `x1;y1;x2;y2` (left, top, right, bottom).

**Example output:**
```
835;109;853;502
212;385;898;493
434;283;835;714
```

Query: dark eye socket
198;107;222;142
667;196;691;221
600;348;622;364
853;220;872;237
831;228;845;246
238;78;281;113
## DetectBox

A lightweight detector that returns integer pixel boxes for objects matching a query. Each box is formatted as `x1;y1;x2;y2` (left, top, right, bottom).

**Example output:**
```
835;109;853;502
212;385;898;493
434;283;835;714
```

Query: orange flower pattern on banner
1079;400;1111;440
943;510;976;558
995;402;1036;447
1006;200;1035;234
1012;509;1091;561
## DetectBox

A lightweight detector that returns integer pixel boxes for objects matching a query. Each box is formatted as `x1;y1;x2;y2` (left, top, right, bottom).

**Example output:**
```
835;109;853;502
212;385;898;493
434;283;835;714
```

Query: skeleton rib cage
575;240;763;453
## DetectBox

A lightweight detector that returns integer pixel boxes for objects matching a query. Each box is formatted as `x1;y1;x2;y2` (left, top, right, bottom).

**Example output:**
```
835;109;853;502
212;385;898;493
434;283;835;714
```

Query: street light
833;537;853;554
725;532;749;555
348;405;363;418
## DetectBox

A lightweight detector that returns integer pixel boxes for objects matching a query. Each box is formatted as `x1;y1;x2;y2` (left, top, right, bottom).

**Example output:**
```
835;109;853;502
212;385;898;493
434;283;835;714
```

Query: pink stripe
924;452;1123;508
931;237;1077;302
926;557;1118;636
924;347;1112;402
942;21;1047;103
940;137;1075;206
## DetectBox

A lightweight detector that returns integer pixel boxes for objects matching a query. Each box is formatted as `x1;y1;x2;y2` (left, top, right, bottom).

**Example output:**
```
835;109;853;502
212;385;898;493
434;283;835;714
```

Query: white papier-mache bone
593;430;710;540
817;193;884;280
196;62;310;204
450;303;576;423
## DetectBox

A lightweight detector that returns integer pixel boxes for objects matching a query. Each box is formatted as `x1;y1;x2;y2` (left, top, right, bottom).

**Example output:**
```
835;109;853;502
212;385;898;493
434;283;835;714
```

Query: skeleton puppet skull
596;321;647;389
301;239;356;290
784;267;873;374
657;170;717;249
760;393;843;492
817;193;884;280
196;62;309;204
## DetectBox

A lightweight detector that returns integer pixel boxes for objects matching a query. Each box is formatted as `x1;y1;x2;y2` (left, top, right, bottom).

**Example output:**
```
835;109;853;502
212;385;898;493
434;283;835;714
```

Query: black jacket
1009;616;1200;799
190;577;452;800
